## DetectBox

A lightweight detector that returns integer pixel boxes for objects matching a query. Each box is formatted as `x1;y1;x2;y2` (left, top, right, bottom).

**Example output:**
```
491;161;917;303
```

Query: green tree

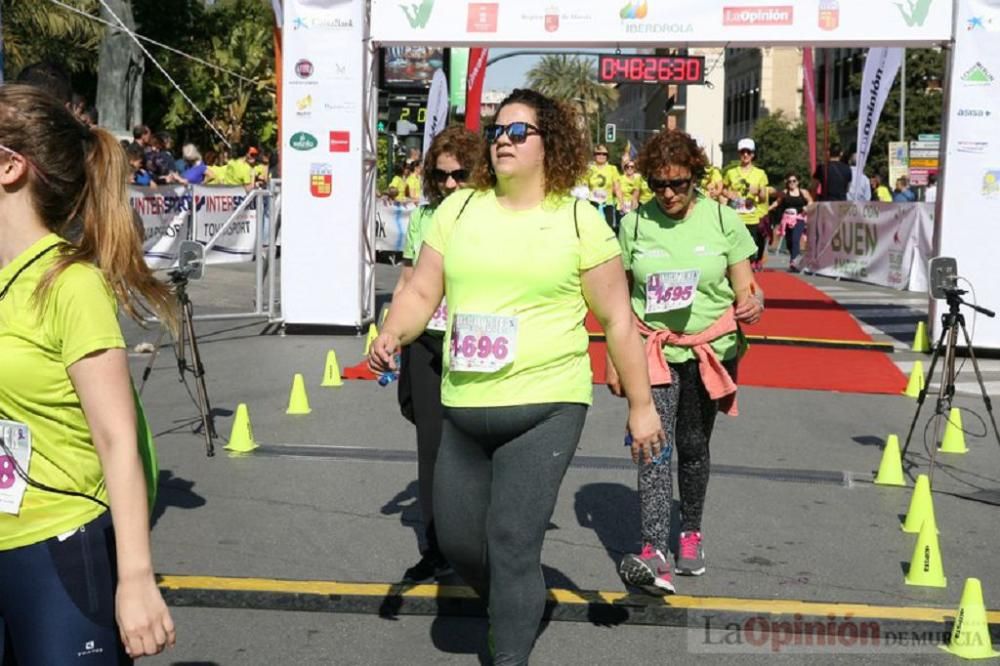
525;54;618;145
1;0;101;79
751;110;841;189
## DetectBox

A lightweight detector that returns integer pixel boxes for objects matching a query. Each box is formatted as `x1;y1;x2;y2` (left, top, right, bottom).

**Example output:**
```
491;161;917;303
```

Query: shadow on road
152;469;208;529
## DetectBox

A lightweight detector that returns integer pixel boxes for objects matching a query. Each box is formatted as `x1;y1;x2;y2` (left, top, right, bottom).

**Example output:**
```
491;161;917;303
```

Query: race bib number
645;269;700;314
449;313;518;373
591;188;608;203
0;420;31;515
428;297;448;332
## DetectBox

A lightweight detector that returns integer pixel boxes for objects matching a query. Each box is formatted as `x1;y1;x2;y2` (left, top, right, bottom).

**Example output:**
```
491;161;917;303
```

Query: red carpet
587;271;906;395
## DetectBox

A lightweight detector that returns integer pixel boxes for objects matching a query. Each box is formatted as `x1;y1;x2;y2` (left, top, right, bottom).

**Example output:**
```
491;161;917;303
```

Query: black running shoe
402;552;453;582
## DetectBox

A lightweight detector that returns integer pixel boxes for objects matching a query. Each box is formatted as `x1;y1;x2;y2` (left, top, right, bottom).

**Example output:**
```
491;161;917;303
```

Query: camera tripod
138;267;217;457
901;288;1000;474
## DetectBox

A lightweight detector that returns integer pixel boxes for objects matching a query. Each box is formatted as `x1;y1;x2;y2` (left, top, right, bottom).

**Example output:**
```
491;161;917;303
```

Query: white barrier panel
805;202;933;292
280;0;366;326
370;0;953;46
375;201;414;253
192;186;258;264
130;185;191;270
939;0;1000;349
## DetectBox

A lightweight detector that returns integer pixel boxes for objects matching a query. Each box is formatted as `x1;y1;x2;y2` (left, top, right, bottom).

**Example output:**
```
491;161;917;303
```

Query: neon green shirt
388;175;407;202
0;234;123;550
221;158;254;186
875;185;892;202
586;163;621;206
406;174;423;202
619;198;757;364
638;178;654;204
403;205;434;262
619;173;645;209
722;164;770;225
424;189;621;407
700;166;723;194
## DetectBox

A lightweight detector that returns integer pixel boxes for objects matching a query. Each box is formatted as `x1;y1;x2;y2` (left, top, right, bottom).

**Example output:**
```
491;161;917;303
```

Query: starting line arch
279;0;1000;349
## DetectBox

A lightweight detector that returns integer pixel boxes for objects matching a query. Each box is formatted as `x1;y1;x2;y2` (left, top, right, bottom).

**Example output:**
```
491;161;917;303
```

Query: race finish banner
192;186;259;264
375;201;415;254
805;202;933;291
130;185;191;270
370;1;953;46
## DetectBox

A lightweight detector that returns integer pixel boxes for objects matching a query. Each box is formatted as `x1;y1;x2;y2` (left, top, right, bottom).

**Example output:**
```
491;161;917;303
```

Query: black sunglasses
647;176;692;194
594;151;609;157
485;122;542;145
431;168;468;183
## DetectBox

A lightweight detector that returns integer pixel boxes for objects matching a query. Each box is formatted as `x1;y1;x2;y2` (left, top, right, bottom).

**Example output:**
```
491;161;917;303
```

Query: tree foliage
526;54;618;146
1;0;102;78
750;110;842;188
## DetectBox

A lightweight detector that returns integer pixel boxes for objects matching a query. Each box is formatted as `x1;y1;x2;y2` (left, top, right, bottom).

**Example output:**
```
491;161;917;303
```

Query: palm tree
526;54;618;142
2;0;102;78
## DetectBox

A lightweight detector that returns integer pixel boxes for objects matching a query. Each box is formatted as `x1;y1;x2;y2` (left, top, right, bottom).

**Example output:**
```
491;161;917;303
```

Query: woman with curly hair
390;125;483;583
371;89;664;664
608;129;762;595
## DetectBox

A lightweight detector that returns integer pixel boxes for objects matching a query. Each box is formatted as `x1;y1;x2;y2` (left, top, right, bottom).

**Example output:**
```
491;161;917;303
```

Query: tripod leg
183;299;216;456
901;320;950;457
957;319;1000;450
927;322;960;485
138;326;171;397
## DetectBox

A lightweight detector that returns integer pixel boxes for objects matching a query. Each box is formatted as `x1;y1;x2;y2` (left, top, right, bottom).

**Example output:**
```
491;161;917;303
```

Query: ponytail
37;128;179;334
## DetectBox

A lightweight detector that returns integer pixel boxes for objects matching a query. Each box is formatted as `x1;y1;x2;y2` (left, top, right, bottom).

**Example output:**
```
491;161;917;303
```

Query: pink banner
465;48;489;131
803;47;817;177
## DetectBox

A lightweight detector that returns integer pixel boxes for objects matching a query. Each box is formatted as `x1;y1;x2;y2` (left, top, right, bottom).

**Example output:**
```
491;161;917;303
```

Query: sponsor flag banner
465;47;488;131
848;47;903;201
192;186;259;264
423;68;450;157
805;202;934;291
129;186;191;270
803;47;817;175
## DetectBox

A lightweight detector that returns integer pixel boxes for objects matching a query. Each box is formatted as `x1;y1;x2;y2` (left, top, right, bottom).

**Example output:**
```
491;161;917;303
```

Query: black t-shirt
813;160;852;201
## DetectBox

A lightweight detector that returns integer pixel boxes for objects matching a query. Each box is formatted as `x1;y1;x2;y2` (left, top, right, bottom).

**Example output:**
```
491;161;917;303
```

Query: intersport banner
192;186;259;264
805;202;933;291
848;47;903;201
130;185;191;269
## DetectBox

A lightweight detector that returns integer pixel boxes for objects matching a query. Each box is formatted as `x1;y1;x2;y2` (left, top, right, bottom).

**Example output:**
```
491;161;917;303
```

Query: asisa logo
620;1;647;19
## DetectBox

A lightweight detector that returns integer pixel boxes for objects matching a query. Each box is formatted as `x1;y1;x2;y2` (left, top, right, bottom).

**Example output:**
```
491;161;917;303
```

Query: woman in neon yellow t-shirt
371;89;664;663
618;160;644;215
390;125;484;583
0;85;176;660
609;130;763;596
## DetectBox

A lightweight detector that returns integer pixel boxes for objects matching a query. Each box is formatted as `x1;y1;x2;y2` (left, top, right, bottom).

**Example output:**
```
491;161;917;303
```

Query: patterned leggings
638;358;737;555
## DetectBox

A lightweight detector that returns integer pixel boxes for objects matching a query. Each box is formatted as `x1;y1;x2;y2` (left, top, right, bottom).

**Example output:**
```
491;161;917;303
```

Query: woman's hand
116;574;176;658
627;401;666;465
368;332;401;374
734;294;764;325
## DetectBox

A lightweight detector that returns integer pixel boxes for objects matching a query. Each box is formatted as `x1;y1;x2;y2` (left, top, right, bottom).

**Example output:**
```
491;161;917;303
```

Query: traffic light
377;120;387;133
605;123;616;143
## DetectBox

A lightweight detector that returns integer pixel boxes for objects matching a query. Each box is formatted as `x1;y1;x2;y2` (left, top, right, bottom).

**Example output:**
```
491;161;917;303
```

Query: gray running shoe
619;544;675;595
675;530;706;576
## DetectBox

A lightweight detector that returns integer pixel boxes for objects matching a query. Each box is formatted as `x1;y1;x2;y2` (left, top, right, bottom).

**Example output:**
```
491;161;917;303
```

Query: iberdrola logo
620;1;648;20
893;0;933;27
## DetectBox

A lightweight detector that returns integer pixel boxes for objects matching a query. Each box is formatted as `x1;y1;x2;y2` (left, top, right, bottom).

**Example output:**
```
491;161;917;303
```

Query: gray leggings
434;402;587;666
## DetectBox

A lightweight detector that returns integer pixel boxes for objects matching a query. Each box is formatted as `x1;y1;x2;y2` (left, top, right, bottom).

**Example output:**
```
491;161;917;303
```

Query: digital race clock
598;55;706;85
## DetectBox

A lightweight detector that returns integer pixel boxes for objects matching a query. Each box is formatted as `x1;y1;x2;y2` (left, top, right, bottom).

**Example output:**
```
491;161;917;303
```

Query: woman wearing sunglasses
585;144;623;230
390;125;483;583
608;129;762;596
371;88;663;664
768;173;813;271
0;85;176;662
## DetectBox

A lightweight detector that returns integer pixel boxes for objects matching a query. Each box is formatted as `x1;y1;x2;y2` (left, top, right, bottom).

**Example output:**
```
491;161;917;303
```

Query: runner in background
869;174;893;202
405;161;424;203
768;172;813;271
387;162;411;203
618;159;643;216
390;126;484;583
0;84;177;663
371;89;664;665
722;138;770;271
610;129;762;595
586;144;623;230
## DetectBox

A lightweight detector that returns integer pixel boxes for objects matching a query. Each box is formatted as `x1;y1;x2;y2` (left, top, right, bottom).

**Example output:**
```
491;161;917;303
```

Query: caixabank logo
620;1;693;34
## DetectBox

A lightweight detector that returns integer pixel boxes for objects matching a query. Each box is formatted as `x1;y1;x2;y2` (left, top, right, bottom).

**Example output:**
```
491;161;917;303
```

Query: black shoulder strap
573;199;580;238
455;190;476;222
718;201;724;233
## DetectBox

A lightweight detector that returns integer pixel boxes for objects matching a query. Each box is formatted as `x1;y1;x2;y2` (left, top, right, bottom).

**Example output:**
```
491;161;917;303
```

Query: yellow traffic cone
912;321;931;353
939;407;968;454
286;373;312;415
874;434;906;486
902;474;937;533
941;578;1000;659
321;350;343;387
903;361;925;399
380;306;390;326
224;403;258;453
364;323;378;357
905;513;947;588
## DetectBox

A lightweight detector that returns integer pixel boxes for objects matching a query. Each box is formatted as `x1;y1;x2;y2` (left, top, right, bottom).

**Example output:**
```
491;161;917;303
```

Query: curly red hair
421;125;484;205
468;89;588;195
636;129;708;183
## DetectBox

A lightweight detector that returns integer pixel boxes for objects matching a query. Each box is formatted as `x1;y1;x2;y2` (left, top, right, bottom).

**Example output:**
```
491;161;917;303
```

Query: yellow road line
158;575;999;624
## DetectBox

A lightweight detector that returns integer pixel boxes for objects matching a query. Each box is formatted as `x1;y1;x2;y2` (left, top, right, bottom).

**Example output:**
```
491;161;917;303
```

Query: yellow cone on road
874;434;906;487
905;514;947;588
912;321;931;353
939;407;968;454
286;373;312;415
224;403;258;454
364;323;378;357
321;350;343;387
902;474;936;534
904;361;925;399
941;578;1000;659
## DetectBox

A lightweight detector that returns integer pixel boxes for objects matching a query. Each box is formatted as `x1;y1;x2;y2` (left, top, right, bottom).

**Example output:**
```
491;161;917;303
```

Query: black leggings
637;358;737;555
398;332;445;555
434;403;587;666
748;223;767;262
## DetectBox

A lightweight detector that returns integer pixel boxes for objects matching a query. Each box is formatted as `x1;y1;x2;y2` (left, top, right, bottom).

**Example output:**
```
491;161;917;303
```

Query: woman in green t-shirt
0;85;177;661
390;125;483;583
371;89;664;663
608;129;764;596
